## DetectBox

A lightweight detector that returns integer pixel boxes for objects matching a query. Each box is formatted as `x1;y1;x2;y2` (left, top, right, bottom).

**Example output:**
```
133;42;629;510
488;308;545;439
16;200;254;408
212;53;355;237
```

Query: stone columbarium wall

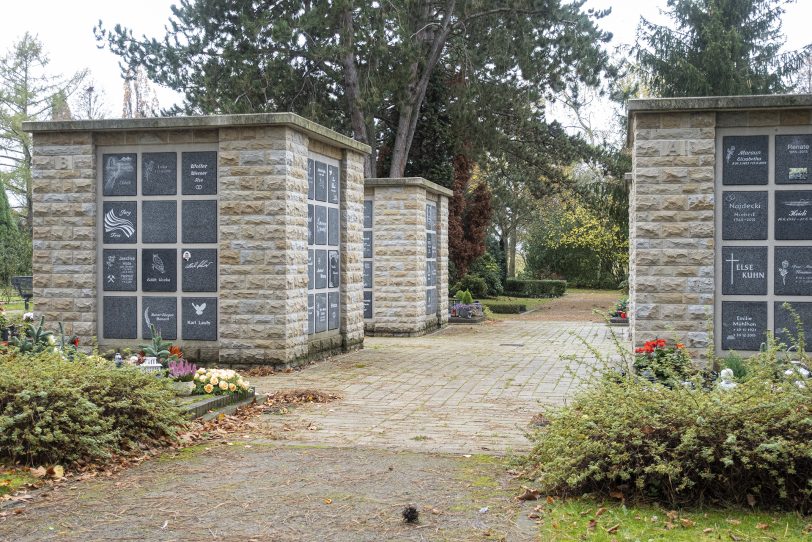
363;178;452;336
24;114;369;367
628;95;812;359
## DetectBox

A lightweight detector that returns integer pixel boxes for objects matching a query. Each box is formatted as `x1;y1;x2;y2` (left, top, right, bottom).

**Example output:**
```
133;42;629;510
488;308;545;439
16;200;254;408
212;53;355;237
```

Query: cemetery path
513;289;621;323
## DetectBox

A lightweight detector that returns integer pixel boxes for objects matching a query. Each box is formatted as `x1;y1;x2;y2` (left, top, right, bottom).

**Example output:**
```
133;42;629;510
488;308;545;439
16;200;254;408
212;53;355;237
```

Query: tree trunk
339;7;373;178
507;231;517;278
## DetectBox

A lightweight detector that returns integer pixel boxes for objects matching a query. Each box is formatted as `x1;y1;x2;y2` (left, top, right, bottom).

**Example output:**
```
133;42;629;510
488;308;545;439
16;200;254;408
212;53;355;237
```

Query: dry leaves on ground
265;388;342;406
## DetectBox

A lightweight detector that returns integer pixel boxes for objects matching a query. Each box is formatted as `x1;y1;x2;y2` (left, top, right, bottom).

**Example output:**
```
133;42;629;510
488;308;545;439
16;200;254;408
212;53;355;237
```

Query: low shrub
483;302;526;314
504;278;566;298
452;274;488;299
0;351;185;466
521;344;812;512
468;253;503;296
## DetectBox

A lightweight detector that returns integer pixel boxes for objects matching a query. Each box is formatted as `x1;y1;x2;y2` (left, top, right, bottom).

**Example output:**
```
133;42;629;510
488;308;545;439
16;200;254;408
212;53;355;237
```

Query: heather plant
168;358;197;382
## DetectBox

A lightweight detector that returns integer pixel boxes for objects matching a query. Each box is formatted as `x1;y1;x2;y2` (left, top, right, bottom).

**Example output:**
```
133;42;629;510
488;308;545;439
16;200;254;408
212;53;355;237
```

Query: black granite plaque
721;301;768;351
328;291;339;330
103;296;137;339
315;250;328;289
722;191;768;240
142;201;177;244
315;293;328;333
182;248;217;292
363;231;373;258
142;152;177;195
142;249;177;292
308;159;315;200
182;297;217;341
308;249;314;290
363;261;373;289
315;161;327;202
103;201;137;244
426;288;436;315
426;203;436;230
102;153;137;196
364;200;373;229
722;135;769;185
426;262;436;287
721;246;768;295
328;208;339;246
775;190;812;239
308;204;314;245
328;250;340;288
315;205;327;245
142;296;177;340
182;200;218;243
775;134;812;184
364;291;373;319
308;294;314;335
427;232;435;259
328;164;339;204
774;301;812;346
182;151;217;195
102;249;137;292
775;246;812;295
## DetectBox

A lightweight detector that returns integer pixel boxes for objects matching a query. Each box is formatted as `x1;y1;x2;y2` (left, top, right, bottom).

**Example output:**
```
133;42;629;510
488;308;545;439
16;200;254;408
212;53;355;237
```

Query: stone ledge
365;177;453;197
627;94;812;113
22;112;371;155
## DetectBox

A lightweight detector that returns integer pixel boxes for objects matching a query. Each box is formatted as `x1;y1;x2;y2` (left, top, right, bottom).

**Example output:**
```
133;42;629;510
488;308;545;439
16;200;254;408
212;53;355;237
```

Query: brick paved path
254;320;623;454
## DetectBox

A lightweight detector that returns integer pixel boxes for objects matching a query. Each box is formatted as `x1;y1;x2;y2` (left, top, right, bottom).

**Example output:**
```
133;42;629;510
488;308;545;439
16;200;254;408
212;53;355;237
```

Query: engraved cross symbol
725;252;739;286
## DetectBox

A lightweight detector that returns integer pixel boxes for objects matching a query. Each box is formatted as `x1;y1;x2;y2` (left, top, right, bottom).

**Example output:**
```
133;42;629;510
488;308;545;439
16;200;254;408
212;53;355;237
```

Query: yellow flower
229;383;236;392
210;377;219;385
204;384;214;394
219;381;229;391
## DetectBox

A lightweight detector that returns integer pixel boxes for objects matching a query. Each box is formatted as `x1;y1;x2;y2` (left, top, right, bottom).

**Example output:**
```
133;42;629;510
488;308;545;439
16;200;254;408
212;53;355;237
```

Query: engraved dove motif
192;302;207;316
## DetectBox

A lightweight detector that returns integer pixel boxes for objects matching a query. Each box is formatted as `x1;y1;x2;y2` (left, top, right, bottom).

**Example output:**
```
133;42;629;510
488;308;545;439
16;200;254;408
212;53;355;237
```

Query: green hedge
483;302;527;314
504;279;566;298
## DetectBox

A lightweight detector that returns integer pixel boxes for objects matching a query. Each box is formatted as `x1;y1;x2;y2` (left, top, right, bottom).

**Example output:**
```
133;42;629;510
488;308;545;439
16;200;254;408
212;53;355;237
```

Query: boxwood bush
0;351;185;466
483;302;527;314
504;279;566;298
521;347;812;511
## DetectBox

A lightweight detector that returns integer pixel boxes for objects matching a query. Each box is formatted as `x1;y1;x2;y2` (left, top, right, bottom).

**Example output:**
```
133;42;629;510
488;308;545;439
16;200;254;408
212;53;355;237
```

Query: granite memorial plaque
328;208;339;246
142;200;177;243
426;262;436;287
775;190;812;239
308;159;315;200
328;250;340;288
364;200;373;229
426;288;436;315
102;249;137;292
182;297;217;341
722;191;768;240
775;134;812;184
363;261;373;288
182;151;217;195
315;205;328;245
315;250;328;289
315;161;327;202
308;204;314;245
363;231;373;258
721;301;768;351
315;293;328;333
364;291;373;319
308;249;314;290
328;164;339;203
427;232;435;259
142;152;177;195
328;292;339;330
103;201;137;244
182;200;218;243
722;246;768;295
308;294;314;335
102;153;137;196
103;296;137;339
142;296;177;340
774;301;812;346
722;135;769;185
142;249;177;292
775;246;812;295
182;248;217;292
426;203;436;230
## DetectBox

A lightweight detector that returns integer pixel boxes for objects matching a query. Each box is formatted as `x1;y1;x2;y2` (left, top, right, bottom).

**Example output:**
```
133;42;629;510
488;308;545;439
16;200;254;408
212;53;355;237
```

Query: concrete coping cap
21;112;371;155
364;177;453;197
627;93;812;114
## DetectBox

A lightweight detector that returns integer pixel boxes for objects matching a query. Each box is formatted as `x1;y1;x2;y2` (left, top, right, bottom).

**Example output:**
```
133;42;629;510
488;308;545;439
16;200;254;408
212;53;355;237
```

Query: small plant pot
171;381;196;396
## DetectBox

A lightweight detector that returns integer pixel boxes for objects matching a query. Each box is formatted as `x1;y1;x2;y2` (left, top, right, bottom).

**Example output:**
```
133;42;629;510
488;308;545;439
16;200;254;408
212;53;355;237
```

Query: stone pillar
363;177;452;336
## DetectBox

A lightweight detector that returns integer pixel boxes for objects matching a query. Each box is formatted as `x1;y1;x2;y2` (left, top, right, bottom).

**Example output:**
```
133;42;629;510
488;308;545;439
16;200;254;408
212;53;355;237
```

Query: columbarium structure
627;95;812;358
24;114;369;366
363;177;451;336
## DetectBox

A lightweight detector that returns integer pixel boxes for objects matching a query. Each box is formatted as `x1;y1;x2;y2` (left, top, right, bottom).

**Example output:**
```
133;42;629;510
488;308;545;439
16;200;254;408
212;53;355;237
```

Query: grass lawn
0;295;32;313
0;468;37;497
535;498;810;541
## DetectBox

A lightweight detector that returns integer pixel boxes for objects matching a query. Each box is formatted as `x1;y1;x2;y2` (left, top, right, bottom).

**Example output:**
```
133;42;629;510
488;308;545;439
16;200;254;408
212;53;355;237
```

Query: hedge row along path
1;293;618;541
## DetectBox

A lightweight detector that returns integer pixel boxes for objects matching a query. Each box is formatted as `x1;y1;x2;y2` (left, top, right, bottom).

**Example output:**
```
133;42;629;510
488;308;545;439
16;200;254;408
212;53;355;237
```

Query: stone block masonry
25;114;370;367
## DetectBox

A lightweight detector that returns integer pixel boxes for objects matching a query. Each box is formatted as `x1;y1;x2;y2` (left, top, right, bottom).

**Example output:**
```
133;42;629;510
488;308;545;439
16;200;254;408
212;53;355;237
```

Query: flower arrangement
168;358;198;382
633;338;694;385
609;298;628;321
193;368;250;395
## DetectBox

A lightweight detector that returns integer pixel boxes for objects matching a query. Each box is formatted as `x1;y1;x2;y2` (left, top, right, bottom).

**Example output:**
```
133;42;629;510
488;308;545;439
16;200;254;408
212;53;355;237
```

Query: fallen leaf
755;523;769;530
431;508;440;515
47;465;64;480
726;518;741;525
609;491;624;501
587;519;597;531
606;524;620;534
666;510;679;521
30;467;46;478
730;535;741;541
323;498;332;505
664;521;675;530
161;520;168;530
0;480;10;487
528;513;540;520
546;495;555;504
596;507;607;517
703;528;714;534
680;518;695;528
516;487;541;501
746;494;756;507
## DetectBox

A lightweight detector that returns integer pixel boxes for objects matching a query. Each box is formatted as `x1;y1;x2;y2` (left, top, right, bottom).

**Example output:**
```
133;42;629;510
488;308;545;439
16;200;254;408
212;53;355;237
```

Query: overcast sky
0;0;810;119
